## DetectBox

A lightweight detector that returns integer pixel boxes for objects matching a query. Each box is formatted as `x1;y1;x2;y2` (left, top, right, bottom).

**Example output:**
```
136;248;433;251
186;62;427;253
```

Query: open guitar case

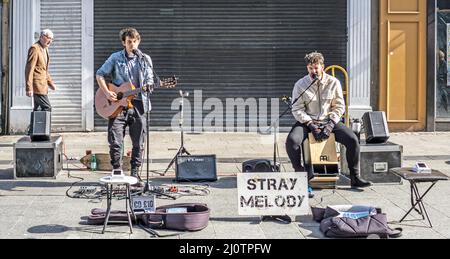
141;203;210;231
88;203;210;233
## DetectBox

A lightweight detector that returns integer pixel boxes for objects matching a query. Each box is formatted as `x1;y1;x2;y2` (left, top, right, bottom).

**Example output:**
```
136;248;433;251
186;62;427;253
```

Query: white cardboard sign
237;172;309;216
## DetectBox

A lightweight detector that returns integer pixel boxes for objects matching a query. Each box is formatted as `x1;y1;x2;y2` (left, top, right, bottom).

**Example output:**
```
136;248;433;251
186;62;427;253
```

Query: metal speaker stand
163;90;191;176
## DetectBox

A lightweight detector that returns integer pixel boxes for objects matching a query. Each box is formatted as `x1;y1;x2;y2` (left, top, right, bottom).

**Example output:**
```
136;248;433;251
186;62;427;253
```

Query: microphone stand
136;50;176;200
163;90;191;176
267;76;319;172
261;76;319;224
143;88;151;193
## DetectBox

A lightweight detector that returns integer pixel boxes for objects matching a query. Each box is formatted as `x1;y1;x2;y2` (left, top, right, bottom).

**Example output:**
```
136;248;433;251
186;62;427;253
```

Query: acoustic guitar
95;76;177;119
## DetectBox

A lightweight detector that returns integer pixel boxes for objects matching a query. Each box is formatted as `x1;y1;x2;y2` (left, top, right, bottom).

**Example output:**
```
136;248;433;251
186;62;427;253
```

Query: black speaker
363;111;390;144
242;159;279;173
175;155;217;182
31;111;51;141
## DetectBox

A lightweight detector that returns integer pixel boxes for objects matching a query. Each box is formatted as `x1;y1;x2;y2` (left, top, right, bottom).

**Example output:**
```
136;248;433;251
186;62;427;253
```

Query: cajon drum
303;133;339;189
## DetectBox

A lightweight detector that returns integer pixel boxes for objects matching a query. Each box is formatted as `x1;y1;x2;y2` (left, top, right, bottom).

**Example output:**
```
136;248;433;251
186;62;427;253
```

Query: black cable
63;152;103;200
311;189;337;208
160;184;211;198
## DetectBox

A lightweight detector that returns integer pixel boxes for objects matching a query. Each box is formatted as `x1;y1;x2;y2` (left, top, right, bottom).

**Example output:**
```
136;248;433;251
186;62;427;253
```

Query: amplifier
14;135;63;179
175;155;217;182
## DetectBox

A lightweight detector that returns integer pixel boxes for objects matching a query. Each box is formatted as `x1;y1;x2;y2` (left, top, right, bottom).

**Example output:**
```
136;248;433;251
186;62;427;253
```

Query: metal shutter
41;0;83;131
94;0;347;130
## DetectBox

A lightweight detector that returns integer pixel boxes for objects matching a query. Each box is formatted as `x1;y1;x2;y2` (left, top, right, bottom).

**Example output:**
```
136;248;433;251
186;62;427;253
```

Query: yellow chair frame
325;65;350;127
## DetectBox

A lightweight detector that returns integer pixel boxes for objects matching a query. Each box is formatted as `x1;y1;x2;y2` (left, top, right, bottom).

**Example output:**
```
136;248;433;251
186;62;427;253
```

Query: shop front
433;0;450;131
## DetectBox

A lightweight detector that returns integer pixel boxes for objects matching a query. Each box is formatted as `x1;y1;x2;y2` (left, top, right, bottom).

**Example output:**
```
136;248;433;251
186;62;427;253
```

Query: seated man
285;52;371;195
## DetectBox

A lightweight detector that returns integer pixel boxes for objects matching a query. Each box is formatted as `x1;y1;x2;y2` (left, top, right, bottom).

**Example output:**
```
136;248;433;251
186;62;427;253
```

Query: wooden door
379;0;427;131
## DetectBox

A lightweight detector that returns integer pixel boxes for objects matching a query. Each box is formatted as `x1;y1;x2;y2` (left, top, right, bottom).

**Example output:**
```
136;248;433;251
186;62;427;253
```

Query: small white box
412;162;432;174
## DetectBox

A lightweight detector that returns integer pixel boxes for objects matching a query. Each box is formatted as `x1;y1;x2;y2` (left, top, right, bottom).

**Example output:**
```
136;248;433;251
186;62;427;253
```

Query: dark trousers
108;107;146;170
33;94;52;112
285;122;360;180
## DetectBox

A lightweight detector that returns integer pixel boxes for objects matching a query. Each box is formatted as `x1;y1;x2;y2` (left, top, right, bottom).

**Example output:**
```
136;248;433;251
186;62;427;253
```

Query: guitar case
87;208;133;225
141;203;210;231
87;203;210;232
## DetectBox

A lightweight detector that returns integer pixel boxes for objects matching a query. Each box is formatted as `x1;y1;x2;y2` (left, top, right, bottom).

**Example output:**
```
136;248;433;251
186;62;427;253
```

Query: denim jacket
96;49;160;113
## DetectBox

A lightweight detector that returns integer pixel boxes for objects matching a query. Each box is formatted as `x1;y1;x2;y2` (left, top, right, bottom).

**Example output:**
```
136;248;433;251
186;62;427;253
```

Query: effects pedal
169;186;179;193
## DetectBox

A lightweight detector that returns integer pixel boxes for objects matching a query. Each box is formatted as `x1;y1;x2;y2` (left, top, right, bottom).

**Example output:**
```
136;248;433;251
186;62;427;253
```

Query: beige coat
291;73;346;124
25;42;54;95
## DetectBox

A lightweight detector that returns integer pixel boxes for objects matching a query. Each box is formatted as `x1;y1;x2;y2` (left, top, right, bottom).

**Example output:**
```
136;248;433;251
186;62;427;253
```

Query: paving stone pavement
1;132;450;239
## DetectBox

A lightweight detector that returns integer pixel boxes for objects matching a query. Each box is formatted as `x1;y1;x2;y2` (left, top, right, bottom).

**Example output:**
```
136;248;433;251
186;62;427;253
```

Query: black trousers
108;106;146;170
285;122;360;180
33;94;52;112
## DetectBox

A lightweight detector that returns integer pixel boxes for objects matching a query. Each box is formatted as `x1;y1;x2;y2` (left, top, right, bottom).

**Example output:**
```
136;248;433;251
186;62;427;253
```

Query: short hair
439;50;446;60
305;52;325;65
120;27;141;42
40;29;54;39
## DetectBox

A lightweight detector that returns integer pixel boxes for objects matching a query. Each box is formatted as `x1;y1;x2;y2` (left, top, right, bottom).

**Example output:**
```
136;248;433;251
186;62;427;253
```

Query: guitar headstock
161;76;178;89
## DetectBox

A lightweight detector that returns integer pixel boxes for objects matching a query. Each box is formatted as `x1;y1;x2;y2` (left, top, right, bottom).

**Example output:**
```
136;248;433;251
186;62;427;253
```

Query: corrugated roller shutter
94;0;347;130
41;0;83;131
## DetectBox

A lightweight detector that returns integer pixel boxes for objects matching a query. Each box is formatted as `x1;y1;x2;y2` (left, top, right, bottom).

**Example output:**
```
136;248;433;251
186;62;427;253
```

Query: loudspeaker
31;111;51;141
175;155;217;182
362;112;390;144
242;159;279;173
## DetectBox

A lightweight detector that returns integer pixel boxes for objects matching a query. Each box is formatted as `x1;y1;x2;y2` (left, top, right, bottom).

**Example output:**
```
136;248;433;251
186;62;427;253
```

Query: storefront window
436;1;450;118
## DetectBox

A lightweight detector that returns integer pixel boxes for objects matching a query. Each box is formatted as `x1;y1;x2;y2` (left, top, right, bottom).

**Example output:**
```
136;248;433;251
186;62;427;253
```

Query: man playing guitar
96;27;175;179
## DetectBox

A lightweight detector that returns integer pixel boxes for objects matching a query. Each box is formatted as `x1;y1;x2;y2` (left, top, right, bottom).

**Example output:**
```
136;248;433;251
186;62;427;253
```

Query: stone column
9;0;40;133
347;0;373;119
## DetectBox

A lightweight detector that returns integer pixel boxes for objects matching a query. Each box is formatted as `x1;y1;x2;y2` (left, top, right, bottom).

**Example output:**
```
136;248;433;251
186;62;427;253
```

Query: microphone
133;48;143;58
179;90;189;97
281;96;292;103
289;73;321;108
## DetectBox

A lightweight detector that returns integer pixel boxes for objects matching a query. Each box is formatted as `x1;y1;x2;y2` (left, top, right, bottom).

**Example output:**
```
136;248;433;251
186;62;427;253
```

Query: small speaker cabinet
363;111;390;144
31;111;51;141
242;159;279;173
176;155;217;182
14;136;63;179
